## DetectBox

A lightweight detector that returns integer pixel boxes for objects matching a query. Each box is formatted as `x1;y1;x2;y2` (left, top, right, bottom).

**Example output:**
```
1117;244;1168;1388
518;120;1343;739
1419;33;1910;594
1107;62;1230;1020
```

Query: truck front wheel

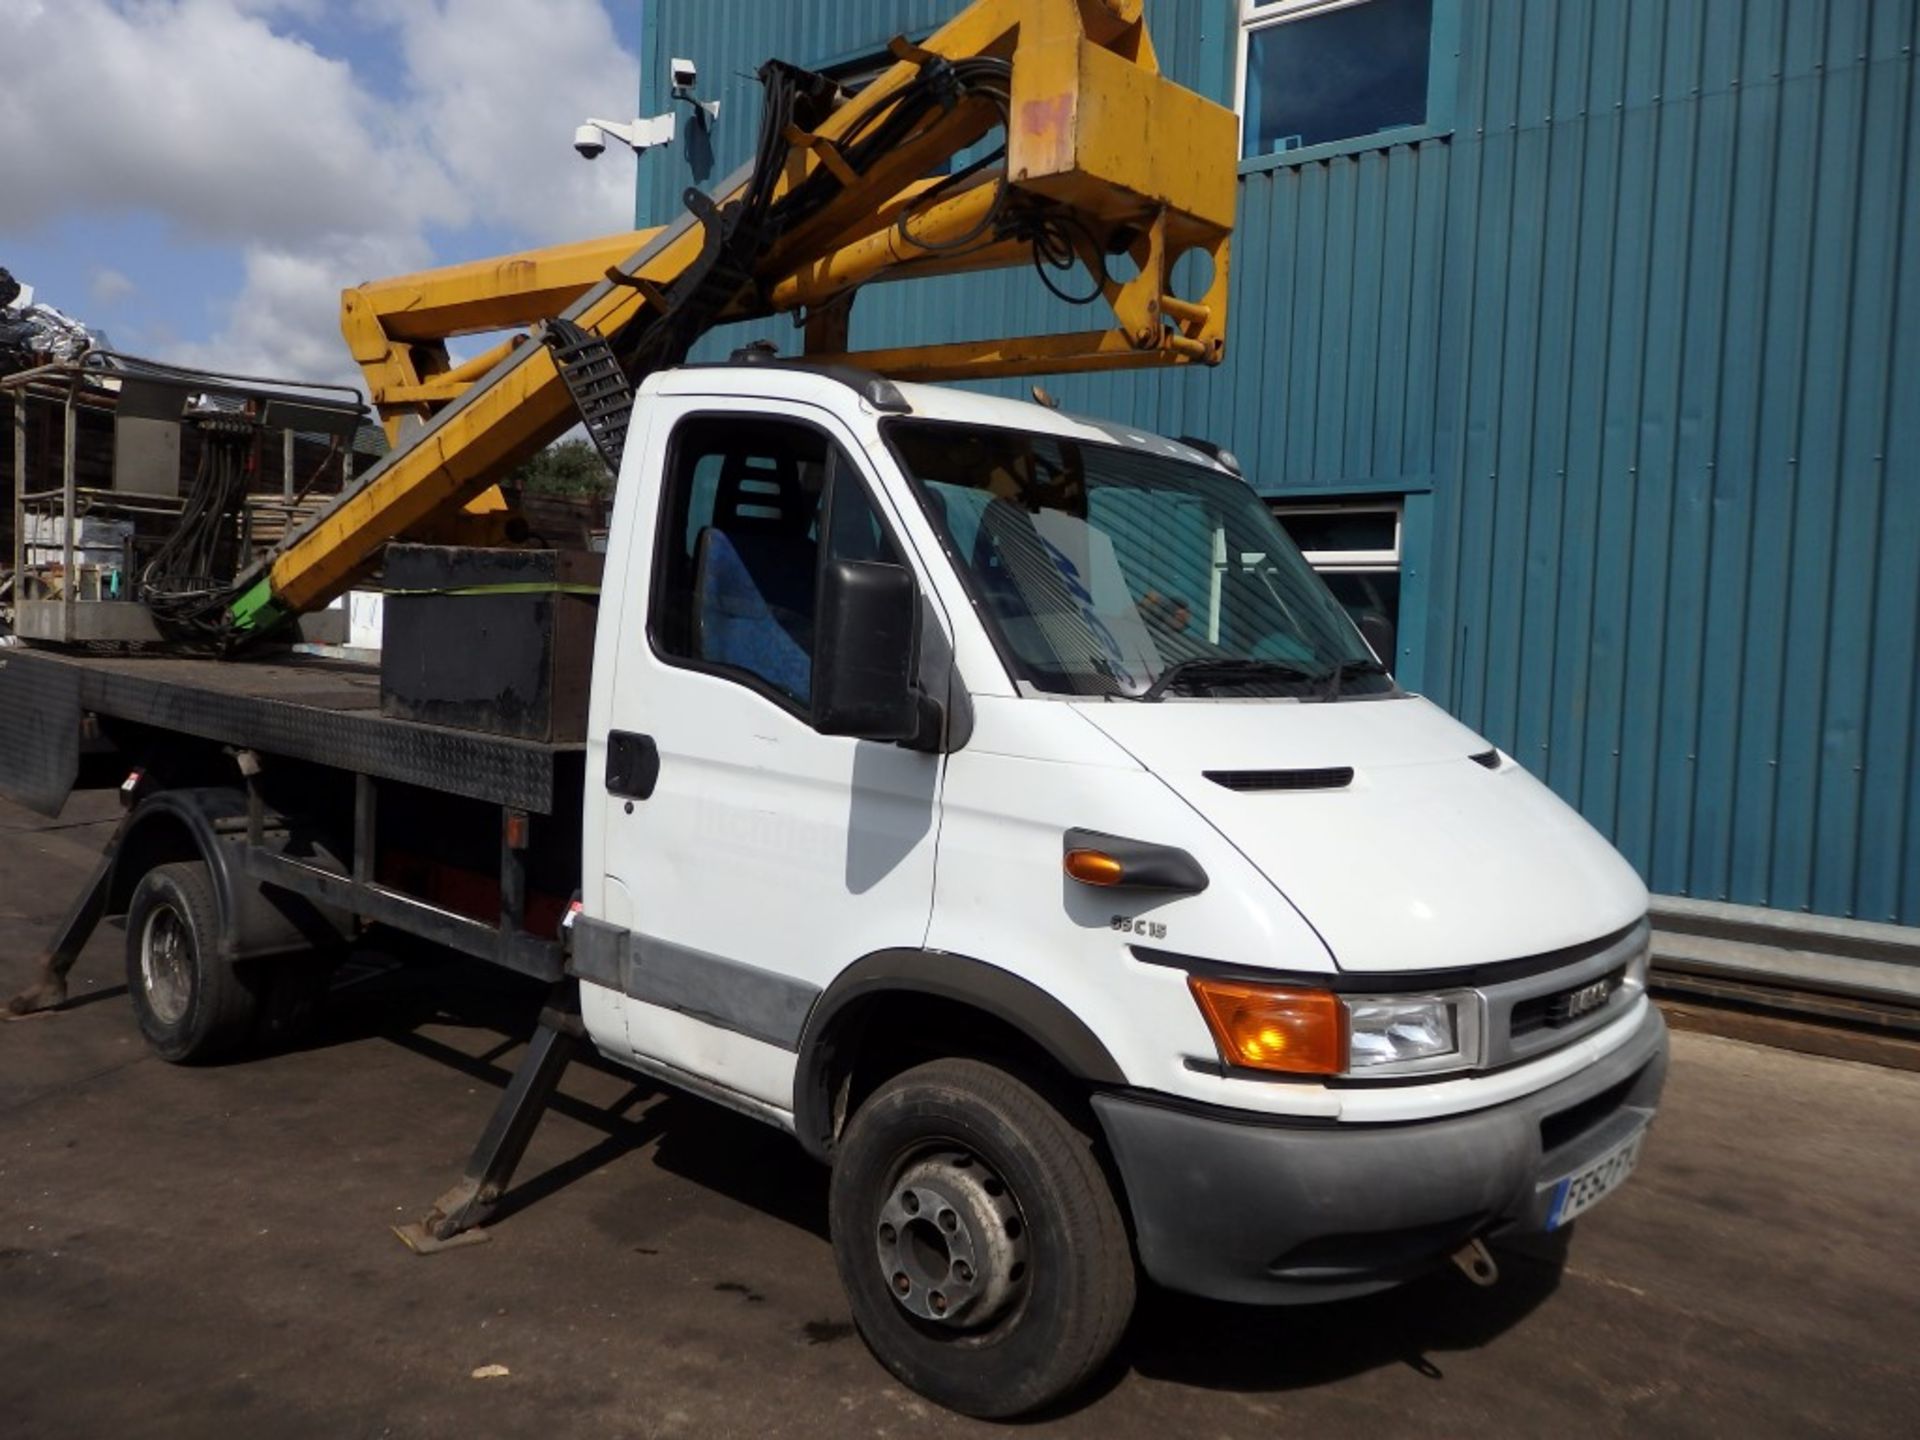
828;1058;1135;1418
125;862;259;1063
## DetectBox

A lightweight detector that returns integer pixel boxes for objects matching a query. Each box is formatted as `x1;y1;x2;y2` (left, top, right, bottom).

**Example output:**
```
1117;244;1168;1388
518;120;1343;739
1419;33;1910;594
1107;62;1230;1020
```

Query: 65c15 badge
1110;915;1167;940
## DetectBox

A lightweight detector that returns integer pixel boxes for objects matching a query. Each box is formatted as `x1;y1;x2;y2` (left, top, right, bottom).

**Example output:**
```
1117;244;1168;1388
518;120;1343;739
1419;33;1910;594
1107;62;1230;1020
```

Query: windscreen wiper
1321;657;1392;701
1138;657;1320;702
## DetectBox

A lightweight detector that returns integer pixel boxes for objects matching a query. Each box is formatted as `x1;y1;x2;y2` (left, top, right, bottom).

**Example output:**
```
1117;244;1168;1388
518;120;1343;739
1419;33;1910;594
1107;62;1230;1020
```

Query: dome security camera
573;114;675;160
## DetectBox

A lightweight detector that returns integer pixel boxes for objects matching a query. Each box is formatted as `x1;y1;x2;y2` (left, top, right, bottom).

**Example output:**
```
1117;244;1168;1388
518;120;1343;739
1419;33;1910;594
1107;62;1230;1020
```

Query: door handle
606;730;660;800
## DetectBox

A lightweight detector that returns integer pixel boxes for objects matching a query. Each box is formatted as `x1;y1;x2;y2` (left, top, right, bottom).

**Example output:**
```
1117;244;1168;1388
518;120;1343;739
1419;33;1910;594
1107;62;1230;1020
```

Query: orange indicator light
1064;849;1126;886
1187;977;1345;1075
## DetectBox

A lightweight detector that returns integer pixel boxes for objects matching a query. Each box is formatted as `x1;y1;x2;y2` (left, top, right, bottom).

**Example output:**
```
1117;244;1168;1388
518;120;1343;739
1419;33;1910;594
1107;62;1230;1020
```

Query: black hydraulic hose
144;416;256;648
1026;213;1109;306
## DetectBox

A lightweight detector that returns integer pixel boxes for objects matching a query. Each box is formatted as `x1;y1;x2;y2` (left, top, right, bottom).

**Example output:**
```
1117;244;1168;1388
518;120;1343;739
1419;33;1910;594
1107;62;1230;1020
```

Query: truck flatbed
0;645;579;817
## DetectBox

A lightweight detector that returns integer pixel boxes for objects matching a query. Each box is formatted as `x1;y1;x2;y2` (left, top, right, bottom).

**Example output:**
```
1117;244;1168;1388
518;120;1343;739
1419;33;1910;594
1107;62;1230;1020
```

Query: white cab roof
648;364;1230;473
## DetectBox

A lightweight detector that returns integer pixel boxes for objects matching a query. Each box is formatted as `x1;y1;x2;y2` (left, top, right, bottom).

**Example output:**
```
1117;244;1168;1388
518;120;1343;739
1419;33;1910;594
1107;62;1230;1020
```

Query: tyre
125;861;259;1063
829;1058;1135;1419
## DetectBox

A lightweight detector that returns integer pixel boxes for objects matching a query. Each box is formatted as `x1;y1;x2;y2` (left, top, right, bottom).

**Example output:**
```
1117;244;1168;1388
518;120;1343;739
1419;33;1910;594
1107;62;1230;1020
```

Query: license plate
1545;1125;1647;1230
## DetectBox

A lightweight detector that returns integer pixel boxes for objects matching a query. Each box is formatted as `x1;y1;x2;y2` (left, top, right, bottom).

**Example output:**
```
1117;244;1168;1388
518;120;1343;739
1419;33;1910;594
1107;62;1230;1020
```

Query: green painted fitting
229;577;288;634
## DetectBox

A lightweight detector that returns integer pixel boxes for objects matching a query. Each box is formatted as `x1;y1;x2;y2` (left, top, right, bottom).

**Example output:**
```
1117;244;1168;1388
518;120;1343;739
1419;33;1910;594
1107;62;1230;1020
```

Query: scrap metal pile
0;267;97;374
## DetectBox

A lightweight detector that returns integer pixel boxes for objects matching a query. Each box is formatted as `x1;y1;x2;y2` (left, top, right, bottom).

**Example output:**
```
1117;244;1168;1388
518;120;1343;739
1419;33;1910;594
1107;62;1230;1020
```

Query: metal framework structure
3;353;366;645
228;0;1237;637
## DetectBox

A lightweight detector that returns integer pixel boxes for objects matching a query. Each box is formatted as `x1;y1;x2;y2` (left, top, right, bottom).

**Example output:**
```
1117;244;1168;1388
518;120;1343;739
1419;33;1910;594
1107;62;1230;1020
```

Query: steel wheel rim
875;1147;1030;1331
139;904;193;1026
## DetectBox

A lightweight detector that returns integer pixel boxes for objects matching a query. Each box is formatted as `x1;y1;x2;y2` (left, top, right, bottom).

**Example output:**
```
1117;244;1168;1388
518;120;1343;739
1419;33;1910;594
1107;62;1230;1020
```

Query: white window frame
1233;0;1441;166
1269;499;1403;574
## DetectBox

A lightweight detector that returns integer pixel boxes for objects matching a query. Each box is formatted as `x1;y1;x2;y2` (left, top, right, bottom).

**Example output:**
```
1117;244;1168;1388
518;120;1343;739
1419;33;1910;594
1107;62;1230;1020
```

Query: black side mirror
814;559;924;741
1357;612;1397;670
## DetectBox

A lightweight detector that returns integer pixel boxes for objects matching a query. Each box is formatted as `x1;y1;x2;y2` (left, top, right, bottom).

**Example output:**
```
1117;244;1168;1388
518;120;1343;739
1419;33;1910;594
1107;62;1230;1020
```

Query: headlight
1342;993;1479;1075
1624;935;1652;994
1189;978;1483;1078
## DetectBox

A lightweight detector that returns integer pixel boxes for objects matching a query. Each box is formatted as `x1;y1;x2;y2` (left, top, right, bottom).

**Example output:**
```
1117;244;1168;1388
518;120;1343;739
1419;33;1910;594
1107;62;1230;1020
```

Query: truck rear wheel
828;1058;1135;1418
125;861;259;1063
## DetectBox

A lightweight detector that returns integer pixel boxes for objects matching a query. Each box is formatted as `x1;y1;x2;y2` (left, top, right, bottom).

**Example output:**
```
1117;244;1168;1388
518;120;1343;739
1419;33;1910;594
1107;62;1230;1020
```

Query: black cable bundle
142;412;256;649
766;53;1109;315
615;50;1023;381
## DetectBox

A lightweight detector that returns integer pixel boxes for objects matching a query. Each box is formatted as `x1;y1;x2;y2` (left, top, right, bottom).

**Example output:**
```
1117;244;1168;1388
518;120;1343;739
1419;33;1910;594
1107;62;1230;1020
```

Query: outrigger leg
394;981;583;1254
5;810;135;1018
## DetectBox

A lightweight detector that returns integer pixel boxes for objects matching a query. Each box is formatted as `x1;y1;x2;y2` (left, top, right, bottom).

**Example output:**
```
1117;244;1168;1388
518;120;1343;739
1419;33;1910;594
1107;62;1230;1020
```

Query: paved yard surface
3;789;1917;1439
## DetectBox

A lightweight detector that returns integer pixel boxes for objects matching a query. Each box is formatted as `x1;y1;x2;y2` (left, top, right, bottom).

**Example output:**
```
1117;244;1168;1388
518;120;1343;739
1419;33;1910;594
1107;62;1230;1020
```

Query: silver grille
1475;920;1651;1069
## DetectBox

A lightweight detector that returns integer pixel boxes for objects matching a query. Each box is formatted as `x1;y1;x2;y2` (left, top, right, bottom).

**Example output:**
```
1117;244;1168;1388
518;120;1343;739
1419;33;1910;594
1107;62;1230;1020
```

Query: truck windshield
887;419;1391;700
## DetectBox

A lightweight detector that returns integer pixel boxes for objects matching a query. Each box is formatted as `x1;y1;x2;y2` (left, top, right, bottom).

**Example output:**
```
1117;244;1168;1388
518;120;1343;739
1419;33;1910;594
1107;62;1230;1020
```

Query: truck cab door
595;398;945;1113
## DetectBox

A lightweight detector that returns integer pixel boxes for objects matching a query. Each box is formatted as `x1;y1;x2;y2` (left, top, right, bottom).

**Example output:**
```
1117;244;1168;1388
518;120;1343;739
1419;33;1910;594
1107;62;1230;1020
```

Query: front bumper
1093;1004;1669;1305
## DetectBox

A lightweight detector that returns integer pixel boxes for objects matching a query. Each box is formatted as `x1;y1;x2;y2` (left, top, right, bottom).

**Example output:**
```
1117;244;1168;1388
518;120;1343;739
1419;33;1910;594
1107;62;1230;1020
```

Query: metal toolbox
379;544;601;744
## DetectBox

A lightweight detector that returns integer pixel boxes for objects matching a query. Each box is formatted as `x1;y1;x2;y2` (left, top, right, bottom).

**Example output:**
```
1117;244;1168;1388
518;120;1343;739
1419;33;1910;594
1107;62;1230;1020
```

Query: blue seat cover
693;528;816;702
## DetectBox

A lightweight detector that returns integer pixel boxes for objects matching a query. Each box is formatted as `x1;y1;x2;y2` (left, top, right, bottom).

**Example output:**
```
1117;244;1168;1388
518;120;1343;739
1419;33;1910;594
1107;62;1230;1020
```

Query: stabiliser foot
4;958;70;1018
6;810;135;1019
394;985;582;1256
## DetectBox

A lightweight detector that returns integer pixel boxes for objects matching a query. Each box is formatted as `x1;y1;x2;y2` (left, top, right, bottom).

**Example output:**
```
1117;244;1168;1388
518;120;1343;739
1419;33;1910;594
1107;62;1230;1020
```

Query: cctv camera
670;57;697;91
573;122;606;159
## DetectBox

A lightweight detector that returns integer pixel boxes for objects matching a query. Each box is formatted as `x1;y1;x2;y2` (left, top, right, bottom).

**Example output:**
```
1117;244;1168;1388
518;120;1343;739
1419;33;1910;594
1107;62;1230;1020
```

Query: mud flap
0;651;81;817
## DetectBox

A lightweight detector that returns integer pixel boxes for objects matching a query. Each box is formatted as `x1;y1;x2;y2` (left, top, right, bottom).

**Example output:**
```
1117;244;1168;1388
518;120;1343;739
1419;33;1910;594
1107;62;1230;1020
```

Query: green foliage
508;438;609;497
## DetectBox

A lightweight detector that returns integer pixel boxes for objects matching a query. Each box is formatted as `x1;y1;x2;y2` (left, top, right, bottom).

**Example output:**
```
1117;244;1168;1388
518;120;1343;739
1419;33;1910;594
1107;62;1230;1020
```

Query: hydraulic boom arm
228;0;1235;638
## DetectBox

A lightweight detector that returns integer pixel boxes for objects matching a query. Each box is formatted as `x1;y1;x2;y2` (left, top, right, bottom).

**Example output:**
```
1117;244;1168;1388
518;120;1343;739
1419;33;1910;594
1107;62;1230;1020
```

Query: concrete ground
2;790;1917;1440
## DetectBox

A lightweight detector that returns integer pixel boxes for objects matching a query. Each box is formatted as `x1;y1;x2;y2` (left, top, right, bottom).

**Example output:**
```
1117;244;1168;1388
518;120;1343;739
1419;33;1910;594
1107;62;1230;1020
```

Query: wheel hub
140;906;193;1026
876;1151;1029;1329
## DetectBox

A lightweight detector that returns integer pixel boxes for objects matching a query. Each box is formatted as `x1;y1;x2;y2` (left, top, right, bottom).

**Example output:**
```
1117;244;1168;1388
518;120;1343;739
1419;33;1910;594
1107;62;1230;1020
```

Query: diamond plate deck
0;648;577;815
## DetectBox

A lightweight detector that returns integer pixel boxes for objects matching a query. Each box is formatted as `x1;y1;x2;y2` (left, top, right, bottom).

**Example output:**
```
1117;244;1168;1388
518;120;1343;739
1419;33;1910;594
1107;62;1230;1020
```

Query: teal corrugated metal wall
637;0;1920;925
1426;0;1920;925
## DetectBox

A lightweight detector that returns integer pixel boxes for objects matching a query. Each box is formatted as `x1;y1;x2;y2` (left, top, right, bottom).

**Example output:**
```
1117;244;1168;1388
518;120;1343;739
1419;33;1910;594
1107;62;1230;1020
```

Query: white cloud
0;0;640;385
231;0;331;17
90;268;137;306
368;0;640;245
0;0;465;245
171;232;434;388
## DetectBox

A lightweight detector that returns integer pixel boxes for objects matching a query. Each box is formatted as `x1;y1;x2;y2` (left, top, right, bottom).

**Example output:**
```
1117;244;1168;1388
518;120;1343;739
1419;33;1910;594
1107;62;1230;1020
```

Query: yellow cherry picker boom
225;0;1235;640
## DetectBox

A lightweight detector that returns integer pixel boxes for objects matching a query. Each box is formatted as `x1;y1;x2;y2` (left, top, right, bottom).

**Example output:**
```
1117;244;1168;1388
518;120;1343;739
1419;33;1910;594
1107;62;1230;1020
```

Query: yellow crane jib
227;0;1235;638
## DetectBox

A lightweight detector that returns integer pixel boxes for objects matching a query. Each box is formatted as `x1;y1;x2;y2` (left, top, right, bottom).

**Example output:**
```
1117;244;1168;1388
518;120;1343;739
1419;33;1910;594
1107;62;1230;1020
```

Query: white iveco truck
3;362;1666;1417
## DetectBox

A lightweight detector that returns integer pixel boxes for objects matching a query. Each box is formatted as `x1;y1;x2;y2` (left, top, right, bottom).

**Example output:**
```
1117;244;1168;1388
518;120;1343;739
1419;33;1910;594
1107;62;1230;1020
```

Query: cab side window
651;414;899;712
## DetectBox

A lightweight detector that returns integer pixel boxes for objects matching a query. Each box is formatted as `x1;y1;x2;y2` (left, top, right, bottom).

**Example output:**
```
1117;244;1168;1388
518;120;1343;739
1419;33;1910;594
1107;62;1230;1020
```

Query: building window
1272;500;1402;658
1239;0;1437;160
818;48;897;96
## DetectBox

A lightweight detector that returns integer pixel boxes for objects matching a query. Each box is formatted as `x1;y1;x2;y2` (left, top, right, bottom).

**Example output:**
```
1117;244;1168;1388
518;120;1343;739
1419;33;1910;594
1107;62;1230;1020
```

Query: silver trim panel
1479;919;1651;1068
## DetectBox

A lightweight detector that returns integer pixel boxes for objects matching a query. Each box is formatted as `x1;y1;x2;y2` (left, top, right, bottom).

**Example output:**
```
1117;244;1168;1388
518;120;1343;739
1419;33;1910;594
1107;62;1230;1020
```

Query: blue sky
2;0;643;388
